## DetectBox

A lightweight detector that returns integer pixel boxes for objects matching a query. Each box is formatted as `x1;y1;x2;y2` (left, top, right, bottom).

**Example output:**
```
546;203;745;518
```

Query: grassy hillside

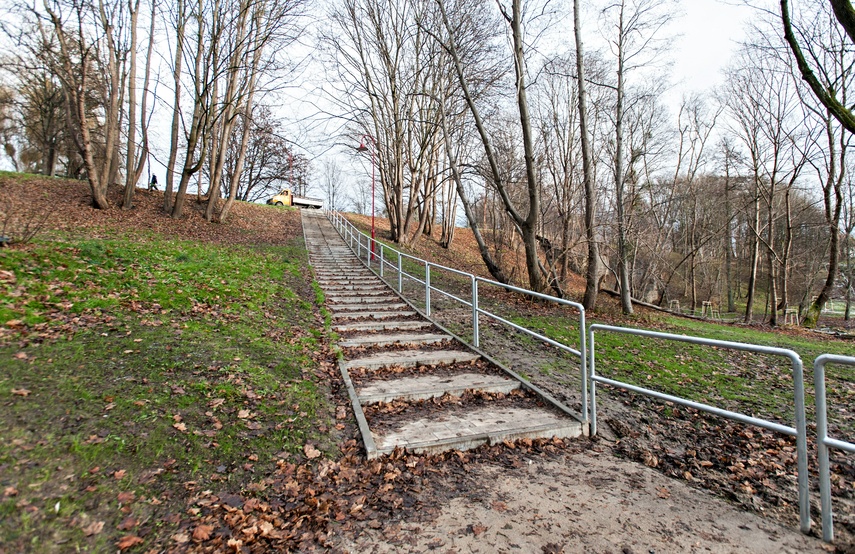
0;175;340;551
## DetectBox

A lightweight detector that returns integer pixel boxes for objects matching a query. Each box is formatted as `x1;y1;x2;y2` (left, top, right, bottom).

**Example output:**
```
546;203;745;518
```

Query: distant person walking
149;174;158;191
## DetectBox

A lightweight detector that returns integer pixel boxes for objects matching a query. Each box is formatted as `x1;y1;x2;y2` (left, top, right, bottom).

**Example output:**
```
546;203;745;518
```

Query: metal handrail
813;354;855;543
588;323;810;534
326;209;588;421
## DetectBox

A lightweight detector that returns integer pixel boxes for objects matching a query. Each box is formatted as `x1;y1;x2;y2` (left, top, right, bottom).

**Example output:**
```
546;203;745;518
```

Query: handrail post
588;327;597;435
579;308;588;424
397;252;403;293
472;276;479;348
379;243;384;278
425;262;431;317
790;355;809;534
815;356;833;542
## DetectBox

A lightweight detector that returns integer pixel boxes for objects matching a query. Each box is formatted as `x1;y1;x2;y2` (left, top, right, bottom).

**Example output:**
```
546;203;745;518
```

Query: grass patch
0;232;334;551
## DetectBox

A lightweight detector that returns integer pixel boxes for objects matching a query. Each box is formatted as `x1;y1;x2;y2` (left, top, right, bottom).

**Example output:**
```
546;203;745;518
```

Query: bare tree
321;158;345;211
435;0;546;291
601;0;674;314
574;0;600;309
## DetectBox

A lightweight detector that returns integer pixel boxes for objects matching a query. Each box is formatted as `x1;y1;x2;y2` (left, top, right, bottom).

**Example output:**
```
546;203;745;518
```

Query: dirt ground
333;443;828;553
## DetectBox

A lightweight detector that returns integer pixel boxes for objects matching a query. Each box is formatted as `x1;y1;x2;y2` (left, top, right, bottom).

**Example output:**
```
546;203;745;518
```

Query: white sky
667;0;755;99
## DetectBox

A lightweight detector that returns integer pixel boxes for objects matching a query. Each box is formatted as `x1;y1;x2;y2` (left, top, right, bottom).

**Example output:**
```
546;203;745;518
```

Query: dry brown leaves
170;436;578;553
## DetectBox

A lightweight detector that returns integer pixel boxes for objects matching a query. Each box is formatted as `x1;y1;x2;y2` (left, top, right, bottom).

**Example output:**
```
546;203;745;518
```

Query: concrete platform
356;372;519;404
342;349;480;371
372;405;584;456
339;332;451;348
334;320;433;333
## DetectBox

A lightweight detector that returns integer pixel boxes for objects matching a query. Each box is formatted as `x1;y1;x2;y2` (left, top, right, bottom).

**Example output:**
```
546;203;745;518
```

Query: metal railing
587;324;810;534
326;210;588;421
813;354;855;542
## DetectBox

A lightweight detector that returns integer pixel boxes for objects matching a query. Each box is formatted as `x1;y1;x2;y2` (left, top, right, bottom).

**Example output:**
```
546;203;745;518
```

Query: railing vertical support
579;309;588;424
379;243;384;278
425;263;431;317
471;276;479;348
813;354;855;543
588;327;597;435
791;355;809;535
397;252;402;293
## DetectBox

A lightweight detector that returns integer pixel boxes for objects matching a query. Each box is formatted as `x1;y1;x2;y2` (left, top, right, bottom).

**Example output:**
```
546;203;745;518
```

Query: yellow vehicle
267;189;323;209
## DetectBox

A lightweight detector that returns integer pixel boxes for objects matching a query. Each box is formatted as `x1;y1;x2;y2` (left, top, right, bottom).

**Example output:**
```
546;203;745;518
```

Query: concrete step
370;405;583;458
339;332;452;349
323;287;390;294
332;302;407;312
356;372;519;405
316;275;378;282
328;295;400;304
332;310;417;320
342;349;480;371
317;278;381;286
334;320;432;333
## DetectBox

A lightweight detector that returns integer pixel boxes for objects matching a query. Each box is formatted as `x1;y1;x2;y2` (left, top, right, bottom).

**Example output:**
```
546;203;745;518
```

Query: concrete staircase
301;210;585;459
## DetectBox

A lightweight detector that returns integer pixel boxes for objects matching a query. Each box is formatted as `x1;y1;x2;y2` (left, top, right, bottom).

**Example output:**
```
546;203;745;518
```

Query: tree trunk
613;1;632;315
164;0;185;213
122;0;141;210
575;0;598;310
804;114;844;327
744;176;760;323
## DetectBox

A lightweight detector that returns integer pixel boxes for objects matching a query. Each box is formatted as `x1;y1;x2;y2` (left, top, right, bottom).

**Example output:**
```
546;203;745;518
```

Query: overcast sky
668;0;755;99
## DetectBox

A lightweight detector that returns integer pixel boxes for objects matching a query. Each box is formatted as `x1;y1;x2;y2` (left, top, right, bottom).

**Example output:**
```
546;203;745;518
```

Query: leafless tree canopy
1;0;853;323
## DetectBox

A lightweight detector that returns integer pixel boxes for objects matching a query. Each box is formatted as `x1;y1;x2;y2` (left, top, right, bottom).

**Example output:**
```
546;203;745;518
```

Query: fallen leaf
172;532;190;544
114;469;126;480
470;524;487;536
3;486;18;497
117;516;138;531
83;520;105;536
14;352;27;360
491;500;507;512
11;388;31;397
656;486;670;499
304;444;321;459
5;319;23;328
209;398;225;409
173;422;187;432
237;409;251;419
117;535;144;550
192;524;214;542
117;491;136;504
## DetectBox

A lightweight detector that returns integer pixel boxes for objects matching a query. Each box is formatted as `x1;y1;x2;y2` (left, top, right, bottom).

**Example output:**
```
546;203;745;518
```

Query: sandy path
334;447;828;553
